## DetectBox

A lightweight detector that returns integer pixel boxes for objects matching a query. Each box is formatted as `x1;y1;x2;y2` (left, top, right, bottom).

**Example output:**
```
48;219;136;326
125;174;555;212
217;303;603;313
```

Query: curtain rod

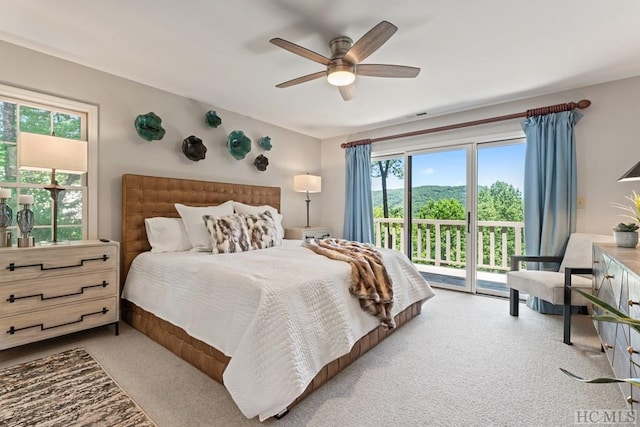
340;99;591;149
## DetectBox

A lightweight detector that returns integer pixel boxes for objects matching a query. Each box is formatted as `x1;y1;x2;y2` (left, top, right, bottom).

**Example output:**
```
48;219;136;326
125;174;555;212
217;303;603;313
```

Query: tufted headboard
120;173;281;285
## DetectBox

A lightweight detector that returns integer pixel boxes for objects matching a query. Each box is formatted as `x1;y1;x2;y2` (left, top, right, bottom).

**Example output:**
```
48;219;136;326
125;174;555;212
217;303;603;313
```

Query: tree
0;104;84;243
418;198;466;220
371;159;404;247
371;159;404;218
477;181;524;269
477;181;523;222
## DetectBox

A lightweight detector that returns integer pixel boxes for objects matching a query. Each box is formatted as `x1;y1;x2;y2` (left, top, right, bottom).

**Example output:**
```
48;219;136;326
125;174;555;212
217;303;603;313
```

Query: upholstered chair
507;233;613;345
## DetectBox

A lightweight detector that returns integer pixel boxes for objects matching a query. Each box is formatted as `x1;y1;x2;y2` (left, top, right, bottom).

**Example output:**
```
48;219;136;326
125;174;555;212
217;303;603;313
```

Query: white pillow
232;202;284;245
175;201;235;251
144;217;192;253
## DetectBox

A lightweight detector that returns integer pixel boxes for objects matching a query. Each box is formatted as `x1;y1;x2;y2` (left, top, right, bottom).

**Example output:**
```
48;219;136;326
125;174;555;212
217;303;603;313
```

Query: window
0;84;97;244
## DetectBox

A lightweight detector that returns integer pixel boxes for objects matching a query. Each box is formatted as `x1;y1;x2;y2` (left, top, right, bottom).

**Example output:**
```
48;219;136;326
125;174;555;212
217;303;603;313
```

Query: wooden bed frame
120;173;423;417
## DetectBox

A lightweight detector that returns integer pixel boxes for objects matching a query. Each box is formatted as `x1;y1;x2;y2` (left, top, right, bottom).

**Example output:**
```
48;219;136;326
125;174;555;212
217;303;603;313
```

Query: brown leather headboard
121;173;281;285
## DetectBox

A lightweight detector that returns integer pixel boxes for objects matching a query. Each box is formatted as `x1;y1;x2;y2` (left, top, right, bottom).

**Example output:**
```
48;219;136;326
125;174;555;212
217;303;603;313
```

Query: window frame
0;83;98;240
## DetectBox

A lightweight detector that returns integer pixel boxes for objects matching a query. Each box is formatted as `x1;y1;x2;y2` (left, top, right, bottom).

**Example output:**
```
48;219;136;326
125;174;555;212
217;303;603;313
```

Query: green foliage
612;191;640;224
373;205;403;218
372;185;467;217
373;181;524;271
371;158;404;180
613;222;639;232
418;198;465;220
373;181;523;222
0;100;84;244
561;289;640;387
478;182;524;221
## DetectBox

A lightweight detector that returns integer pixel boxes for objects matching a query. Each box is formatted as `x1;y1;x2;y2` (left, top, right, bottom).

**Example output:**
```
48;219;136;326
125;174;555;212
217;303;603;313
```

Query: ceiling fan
270;21;420;101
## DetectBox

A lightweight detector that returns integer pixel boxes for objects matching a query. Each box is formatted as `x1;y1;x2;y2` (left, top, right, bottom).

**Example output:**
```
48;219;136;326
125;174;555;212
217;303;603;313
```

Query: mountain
373;185;468;215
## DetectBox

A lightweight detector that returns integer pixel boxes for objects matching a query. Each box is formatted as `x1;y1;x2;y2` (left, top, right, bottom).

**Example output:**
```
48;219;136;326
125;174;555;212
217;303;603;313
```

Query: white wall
321;76;640;238
0;41;322;240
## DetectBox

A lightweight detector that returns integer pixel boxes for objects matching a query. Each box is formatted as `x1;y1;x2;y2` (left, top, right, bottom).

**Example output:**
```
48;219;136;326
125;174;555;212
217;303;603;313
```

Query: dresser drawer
0;296;118;350
0;270;117;315
0;243;117;284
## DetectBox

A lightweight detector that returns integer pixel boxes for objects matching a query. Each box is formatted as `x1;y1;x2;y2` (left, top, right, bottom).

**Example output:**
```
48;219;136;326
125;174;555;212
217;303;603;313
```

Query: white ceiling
1;0;640;140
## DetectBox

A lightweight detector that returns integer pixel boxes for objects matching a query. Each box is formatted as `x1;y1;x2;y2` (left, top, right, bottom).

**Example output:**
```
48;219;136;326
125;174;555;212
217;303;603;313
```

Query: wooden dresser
592;242;640;407
0;240;119;350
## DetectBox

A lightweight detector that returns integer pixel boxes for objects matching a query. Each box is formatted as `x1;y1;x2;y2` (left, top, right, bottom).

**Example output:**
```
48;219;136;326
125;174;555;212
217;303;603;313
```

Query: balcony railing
374;218;525;272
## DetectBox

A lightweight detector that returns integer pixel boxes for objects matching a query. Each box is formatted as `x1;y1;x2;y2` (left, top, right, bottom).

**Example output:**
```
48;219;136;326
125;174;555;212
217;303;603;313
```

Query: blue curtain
343;144;374;243
522;111;582;314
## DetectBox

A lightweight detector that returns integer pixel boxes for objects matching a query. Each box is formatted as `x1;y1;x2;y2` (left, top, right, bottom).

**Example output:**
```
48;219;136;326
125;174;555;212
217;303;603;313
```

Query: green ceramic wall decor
227;130;251;160
205;110;222;128
134;112;166;141
258;136;272;151
254;154;269;171
182;135;207;161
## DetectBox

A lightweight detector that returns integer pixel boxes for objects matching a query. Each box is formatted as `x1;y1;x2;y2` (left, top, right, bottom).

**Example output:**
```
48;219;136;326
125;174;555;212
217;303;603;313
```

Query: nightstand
285;227;332;240
0;240;120;350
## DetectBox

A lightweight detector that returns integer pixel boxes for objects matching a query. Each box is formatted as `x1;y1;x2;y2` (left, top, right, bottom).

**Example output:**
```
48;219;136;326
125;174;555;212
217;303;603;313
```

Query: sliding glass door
372;138;525;296
409;147;473;292
475;140;525;296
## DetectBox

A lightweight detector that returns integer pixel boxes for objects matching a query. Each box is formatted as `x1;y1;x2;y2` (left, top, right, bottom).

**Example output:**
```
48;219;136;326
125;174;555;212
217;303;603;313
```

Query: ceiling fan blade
275;71;326;88
338;83;355;101
270;38;334;66
357;64;421;78
343;21;398;64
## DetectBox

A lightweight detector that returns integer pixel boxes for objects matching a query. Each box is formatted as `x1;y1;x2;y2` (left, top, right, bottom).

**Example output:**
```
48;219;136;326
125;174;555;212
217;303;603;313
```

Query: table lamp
17;132;87;243
293;173;321;228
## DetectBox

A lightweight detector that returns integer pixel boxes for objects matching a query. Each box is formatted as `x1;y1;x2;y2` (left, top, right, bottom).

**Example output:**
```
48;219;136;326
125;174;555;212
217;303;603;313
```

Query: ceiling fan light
327;70;355;86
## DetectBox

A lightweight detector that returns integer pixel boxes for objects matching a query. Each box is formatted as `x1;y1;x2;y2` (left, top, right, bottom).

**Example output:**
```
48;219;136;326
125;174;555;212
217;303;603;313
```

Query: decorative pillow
241;210;278;250
144;217;192;253
175;201;234;251
232;202;283;245
204;213;251;254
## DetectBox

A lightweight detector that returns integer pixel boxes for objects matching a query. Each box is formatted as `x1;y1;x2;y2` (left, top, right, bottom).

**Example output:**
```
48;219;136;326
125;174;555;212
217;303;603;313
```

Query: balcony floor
415;264;509;293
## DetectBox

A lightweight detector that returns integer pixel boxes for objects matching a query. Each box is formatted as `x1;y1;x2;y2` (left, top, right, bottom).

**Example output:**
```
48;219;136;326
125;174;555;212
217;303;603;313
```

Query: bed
119;173;434;421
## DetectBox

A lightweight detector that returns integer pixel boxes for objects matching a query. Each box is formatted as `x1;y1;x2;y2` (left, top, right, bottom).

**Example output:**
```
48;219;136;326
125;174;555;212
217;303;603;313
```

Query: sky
371;143;525;192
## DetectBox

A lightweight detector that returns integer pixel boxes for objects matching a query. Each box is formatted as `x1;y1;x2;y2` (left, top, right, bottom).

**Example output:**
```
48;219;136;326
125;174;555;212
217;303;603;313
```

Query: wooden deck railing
374;218;525;272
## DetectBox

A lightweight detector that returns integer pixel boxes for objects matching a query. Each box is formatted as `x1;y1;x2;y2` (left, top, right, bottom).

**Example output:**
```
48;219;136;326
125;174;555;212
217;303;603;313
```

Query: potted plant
612;222;639;247
611;191;640;248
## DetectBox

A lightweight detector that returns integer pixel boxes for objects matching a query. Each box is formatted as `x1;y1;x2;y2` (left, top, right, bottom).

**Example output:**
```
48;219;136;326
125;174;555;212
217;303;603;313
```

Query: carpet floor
0;347;156;427
0;289;631;426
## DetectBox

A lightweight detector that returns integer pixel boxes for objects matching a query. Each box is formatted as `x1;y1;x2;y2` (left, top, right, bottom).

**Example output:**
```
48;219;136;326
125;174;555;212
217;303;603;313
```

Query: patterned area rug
0;348;156;427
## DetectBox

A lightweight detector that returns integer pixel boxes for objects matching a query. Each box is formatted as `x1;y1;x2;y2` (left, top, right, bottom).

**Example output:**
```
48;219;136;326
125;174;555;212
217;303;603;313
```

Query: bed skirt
121;298;423;415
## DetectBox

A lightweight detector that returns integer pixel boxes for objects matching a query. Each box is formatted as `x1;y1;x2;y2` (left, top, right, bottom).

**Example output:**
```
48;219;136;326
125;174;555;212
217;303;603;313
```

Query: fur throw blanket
302;238;395;328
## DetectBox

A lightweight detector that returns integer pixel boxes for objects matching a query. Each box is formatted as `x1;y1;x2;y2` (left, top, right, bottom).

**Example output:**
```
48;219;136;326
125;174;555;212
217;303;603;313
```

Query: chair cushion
506;270;593;305
558;233;612;273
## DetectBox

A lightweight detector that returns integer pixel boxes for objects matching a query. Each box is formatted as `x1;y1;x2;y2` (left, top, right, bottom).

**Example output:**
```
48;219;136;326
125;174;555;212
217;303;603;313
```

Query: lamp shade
18;132;87;174
619;161;640;182
294;174;321;193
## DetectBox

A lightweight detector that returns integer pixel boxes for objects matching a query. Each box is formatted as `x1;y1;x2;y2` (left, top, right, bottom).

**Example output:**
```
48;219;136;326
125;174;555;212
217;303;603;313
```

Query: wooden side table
284;227;332;240
0;239;119;350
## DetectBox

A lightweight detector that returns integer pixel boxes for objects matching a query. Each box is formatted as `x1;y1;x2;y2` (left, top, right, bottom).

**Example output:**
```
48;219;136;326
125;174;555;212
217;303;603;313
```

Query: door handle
467;212;471;231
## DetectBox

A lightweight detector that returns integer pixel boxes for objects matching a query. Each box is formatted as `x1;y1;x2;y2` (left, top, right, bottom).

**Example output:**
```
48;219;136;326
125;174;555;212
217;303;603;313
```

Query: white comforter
121;240;435;420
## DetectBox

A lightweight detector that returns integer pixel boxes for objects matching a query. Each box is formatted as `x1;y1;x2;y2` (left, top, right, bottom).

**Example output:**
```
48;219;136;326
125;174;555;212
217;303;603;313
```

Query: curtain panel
343;144;374;243
522;110;583;313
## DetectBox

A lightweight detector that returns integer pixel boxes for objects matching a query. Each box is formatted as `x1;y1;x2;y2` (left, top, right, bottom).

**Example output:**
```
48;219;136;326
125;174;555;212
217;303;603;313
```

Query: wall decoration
134;112;166;141
258;136;272;151
254;154;269;171
227;130;251;160
181;135;207;161
205;110;222;128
